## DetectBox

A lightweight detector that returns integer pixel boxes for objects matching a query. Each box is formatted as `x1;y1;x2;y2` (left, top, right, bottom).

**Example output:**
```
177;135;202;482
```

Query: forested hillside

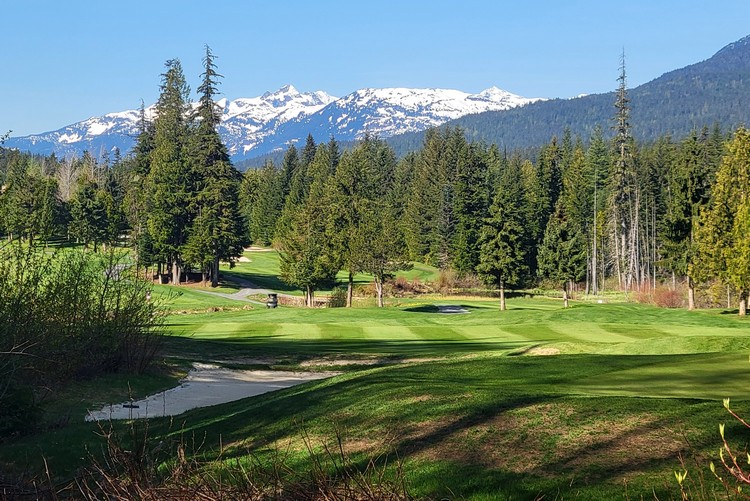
387;36;750;156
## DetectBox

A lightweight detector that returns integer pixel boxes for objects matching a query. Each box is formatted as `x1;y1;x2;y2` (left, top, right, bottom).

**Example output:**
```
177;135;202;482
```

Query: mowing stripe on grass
362;324;420;341
272;322;323;340
409;325;468;341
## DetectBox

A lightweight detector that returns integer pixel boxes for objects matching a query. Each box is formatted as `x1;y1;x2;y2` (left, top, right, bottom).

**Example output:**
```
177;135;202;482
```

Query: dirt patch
300;357;386;367
402;357;445;364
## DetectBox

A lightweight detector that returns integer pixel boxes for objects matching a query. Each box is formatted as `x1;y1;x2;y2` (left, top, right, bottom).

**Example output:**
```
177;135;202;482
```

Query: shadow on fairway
161;335;526;360
222;269;300;293
136;356;718;500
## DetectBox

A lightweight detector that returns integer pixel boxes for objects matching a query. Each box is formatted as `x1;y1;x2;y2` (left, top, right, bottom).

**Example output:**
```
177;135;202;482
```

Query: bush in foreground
0;244;164;436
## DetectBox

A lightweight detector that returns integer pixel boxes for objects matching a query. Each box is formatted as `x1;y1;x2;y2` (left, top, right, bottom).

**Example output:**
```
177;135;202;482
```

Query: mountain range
4;84;540;162
6;34;750;164
385;34;750;155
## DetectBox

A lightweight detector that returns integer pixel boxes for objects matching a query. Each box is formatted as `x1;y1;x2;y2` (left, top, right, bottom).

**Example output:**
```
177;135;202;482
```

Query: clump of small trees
0;244;163;436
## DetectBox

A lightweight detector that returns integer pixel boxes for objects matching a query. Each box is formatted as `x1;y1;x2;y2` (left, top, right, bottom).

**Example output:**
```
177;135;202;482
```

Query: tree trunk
499;281;506;311
211;256;220;288
306;286;314;308
563;285;569;308
687;276;695;311
592;238;598;295
346;271;353;308
172;261;180;285
739;290;748;317
375;278;384;308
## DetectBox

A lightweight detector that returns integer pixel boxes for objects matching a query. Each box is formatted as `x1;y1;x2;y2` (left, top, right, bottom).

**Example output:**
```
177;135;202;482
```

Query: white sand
85;363;337;421
437;305;469;314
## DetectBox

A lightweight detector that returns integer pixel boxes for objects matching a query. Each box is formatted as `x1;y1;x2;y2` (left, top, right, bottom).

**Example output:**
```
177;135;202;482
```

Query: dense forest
2;54;750;315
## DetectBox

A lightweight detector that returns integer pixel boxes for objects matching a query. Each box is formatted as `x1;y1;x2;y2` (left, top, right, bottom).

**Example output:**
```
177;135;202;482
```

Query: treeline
0;47;246;286
2;58;749;314
242;117;749;314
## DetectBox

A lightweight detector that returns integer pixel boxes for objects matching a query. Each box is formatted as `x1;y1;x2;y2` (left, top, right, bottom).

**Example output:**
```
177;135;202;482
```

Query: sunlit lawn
4;274;750;500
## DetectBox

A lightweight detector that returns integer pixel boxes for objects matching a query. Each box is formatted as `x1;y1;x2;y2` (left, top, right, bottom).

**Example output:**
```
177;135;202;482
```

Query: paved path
194;274;291;306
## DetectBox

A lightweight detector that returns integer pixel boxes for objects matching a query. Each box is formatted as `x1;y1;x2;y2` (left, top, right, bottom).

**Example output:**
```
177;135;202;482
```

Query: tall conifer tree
146;58;191;284
477;159;528;310
184;46;246;286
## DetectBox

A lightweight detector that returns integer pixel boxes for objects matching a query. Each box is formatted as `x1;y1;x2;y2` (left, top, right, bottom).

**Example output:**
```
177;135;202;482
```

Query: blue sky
3;0;750;136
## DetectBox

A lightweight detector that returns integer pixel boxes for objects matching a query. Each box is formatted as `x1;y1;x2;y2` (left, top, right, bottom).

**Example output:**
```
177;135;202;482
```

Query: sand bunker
86;363;337;421
437;305;470;314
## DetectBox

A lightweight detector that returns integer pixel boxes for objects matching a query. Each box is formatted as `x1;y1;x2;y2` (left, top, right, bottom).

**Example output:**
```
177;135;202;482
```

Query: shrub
653;287;685;308
328;286;347;308
433;269;485;295
634;286;685;308
0;244;164;436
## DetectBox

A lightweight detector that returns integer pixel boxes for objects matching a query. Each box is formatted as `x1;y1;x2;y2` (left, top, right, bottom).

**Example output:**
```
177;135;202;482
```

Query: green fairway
219;248;441;296
4;292;750;500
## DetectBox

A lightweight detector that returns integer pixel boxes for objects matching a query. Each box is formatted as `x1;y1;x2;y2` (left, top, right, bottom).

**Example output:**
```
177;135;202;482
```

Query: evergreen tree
537;200;587;307
518;156;545;276
145;58;191;284
451;142;488;274
608;52;640;290
301;133;317;168
477;160;528;310
243;160;283;246
661;130;714;307
280;144;301;200
356;197;412;307
70;178;108;250
695;127;750;315
184;46;247;286
326;137;397;306
403;128;452;266
277;146;338;306
327;136;341;175
0;156;59;245
586;126;611;294
560;143;594;292
123;100;156;270
537;137;563;230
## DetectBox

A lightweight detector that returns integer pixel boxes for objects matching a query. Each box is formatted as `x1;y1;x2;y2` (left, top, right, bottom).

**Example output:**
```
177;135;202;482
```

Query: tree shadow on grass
161;335;527;361
222;269;300;293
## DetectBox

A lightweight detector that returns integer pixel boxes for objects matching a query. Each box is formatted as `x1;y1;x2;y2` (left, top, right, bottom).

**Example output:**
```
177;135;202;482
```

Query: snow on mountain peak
6;84;539;161
322;86;541;141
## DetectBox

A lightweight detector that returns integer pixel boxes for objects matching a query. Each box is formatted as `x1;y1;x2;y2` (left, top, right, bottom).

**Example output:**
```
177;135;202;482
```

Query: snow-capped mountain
5;85;541;161
254;86;541;156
